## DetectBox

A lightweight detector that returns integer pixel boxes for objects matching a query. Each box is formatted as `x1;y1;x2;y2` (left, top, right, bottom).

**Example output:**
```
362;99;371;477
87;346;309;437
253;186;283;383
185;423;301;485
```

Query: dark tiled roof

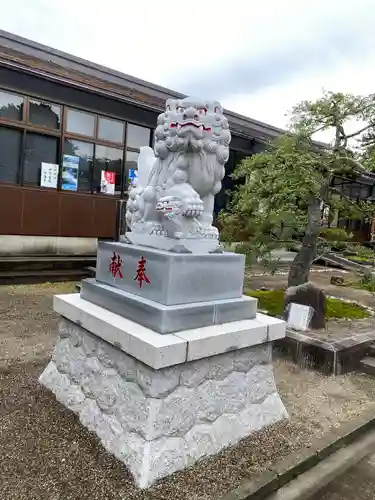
1;30;372;186
0;29;285;142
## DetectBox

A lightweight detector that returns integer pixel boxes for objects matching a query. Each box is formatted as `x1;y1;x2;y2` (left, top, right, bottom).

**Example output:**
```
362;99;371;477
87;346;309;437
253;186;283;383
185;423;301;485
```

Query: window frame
61;137;95;194
125;122;152;150
22;130;61;188
0;88;26;125
123;124;152;195
64;107;97;139
93;143;125;197
97;115;125;145
0;123;24;185
26;96;62;132
0;86;155;197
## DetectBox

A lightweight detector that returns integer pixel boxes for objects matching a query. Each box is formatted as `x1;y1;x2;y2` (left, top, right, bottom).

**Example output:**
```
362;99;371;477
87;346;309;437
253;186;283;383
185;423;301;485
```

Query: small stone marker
287;303;313;331
284;281;326;329
330;276;345;286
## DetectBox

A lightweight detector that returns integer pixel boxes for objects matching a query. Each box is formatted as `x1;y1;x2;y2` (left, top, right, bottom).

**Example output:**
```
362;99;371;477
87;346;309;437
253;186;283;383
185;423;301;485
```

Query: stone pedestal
95;241;246;304
39;242;288;488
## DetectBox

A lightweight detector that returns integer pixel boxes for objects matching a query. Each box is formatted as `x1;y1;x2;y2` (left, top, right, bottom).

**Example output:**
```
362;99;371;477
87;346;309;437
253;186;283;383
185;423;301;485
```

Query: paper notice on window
101;171;115;195
40;162;59;188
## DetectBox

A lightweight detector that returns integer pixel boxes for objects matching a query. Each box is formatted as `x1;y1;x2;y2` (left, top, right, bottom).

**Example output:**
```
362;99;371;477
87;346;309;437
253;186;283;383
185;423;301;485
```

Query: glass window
126;124;150;149
0;90;24;121
63;139;94;192
361;186;371;199
94;145;123;195
66;109;95;136
349;183;360;199
0;126;22;184
23;133;59;186
332;177;343;187
98;117;124;143
341;184;351;198
28;99;61;129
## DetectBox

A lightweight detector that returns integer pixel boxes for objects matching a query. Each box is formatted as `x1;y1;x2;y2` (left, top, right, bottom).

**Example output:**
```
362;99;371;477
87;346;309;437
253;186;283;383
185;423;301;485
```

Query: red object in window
109;252;123;279
134;256;150;288
103;171;115;184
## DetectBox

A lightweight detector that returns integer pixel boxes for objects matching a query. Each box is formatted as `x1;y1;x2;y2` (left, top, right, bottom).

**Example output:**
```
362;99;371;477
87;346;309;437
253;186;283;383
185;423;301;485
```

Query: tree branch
311;123;331;135
334;156;368;173
345;123;375;139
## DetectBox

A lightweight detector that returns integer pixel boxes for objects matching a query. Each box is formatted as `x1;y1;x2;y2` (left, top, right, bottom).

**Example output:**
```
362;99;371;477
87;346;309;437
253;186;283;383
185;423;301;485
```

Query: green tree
220;91;375;286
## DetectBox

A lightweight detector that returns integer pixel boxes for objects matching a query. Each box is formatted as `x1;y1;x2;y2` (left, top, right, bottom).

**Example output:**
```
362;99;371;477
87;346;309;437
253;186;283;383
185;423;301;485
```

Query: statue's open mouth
157;206;172;212
170;121;212;132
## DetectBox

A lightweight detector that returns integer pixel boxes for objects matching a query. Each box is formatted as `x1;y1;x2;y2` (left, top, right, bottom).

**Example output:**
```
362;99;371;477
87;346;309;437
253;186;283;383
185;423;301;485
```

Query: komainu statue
125;97;231;253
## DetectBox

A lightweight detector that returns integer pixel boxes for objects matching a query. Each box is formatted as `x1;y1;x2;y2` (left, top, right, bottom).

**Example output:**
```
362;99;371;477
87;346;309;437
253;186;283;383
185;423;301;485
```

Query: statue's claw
200;224;219;239
182;197;204;218
150;224;166;236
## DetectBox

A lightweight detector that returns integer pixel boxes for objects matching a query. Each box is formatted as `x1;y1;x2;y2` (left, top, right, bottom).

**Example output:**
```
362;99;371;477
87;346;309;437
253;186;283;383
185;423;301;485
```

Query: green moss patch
245;289;369;319
346;254;374;264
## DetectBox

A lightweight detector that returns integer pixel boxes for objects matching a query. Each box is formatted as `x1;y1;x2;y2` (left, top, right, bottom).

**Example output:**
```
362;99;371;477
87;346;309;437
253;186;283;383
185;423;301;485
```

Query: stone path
311;453;375;500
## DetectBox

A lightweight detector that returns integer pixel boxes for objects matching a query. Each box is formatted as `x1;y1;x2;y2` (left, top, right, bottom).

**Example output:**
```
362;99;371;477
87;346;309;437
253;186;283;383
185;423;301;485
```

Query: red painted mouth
170;122;211;132
156;206;173;212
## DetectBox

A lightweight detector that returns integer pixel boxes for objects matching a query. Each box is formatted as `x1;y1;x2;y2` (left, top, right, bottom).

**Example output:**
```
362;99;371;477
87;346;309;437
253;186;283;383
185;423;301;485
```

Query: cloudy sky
2;0;375;133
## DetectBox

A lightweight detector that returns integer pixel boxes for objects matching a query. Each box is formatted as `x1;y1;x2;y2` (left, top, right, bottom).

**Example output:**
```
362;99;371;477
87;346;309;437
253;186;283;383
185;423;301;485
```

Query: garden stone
284;281;326;329
331;276;345;286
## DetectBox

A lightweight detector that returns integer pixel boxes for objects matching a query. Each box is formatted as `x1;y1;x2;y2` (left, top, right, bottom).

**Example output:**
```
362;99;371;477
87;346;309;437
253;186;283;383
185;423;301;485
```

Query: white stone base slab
125;231;220;253
53;293;286;369
39;319;288;488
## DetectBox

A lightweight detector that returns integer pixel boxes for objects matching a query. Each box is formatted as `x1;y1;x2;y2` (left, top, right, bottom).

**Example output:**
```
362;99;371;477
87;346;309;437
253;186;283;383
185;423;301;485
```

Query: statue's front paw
201;224;219;239
150;224;166;236
183;197;204;218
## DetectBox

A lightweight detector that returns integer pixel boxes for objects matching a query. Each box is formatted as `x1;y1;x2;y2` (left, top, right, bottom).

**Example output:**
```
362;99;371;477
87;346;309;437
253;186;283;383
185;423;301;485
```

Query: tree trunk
288;198;322;287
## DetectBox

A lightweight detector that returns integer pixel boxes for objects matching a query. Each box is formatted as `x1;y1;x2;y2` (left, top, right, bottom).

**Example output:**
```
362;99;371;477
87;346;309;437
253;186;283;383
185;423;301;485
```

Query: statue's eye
177;107;185;113
198;108;207;115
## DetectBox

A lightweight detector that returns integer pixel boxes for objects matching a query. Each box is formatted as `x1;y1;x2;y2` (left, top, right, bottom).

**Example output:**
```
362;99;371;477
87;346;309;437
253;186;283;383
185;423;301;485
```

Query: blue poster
128;169;138;184
61;155;79;191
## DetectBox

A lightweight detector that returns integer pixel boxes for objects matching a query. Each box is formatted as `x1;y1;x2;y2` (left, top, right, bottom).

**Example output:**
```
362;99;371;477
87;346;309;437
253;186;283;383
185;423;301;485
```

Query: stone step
80;278;257;334
360;357;375;376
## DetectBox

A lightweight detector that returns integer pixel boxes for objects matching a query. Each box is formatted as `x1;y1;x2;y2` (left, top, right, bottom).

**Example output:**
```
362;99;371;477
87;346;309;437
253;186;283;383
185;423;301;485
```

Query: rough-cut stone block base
39;319;288;489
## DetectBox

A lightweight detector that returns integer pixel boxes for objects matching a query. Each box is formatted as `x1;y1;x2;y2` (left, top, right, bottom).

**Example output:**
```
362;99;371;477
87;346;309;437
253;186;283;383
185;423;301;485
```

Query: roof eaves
0;29;285;142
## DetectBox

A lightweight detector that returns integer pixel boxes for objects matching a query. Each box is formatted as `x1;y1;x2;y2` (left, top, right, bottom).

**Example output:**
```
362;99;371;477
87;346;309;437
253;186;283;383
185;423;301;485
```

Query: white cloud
224;55;375;128
1;0;375;133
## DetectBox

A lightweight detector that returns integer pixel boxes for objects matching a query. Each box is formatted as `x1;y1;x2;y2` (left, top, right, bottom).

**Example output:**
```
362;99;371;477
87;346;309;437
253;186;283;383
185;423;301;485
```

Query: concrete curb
266;427;375;499
219;410;375;500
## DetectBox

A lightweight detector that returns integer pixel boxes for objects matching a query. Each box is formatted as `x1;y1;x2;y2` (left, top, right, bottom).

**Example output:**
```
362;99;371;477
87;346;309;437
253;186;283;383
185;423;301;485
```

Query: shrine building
0;29;373;258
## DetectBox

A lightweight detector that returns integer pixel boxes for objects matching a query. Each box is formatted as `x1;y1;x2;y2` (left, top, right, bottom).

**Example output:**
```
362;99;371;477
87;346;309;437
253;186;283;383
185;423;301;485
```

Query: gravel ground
1;282;375;500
